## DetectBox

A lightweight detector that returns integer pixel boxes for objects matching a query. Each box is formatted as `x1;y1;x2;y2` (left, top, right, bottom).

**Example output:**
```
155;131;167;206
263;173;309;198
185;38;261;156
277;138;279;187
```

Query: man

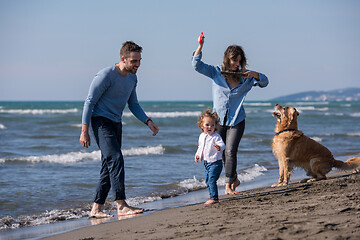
80;41;159;218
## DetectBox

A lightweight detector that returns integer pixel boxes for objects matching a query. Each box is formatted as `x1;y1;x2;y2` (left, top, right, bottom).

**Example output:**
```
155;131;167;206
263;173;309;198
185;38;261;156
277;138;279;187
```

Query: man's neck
116;63;129;76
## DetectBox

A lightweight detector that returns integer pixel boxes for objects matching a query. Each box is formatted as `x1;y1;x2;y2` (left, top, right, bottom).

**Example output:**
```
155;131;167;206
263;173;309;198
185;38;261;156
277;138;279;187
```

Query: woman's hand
195;155;200;163
244;70;260;80
194;32;205;56
198;32;204;45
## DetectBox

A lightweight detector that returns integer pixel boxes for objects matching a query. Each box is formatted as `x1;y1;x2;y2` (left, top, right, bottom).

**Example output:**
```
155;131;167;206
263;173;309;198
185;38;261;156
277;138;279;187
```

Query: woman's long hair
221;45;247;73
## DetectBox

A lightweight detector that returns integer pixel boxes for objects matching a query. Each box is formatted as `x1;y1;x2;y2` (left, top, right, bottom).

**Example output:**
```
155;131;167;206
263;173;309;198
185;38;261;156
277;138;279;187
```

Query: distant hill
271;88;360;101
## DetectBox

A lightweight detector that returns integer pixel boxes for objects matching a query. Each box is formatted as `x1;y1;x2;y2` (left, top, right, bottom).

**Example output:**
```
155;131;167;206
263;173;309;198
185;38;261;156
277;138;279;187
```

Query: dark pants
91;116;125;204
217;120;245;184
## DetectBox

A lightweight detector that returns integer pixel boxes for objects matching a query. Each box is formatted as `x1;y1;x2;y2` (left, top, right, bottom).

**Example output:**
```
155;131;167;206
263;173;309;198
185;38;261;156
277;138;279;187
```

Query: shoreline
43;171;360;240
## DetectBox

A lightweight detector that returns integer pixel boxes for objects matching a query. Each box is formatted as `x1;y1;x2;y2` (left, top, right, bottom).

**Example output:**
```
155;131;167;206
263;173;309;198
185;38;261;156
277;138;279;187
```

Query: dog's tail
333;157;360;171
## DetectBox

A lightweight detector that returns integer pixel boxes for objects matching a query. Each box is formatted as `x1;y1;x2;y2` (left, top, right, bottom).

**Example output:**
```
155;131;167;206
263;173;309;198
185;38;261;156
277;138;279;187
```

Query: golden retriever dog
271;104;360;187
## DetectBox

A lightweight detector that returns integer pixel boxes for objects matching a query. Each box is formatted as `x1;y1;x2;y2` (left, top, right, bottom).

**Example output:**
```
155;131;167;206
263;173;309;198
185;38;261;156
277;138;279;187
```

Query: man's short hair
120;41;142;58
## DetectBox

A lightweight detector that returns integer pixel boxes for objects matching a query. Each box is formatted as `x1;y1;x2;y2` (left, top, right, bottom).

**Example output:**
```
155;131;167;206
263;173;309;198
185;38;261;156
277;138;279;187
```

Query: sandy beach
43;171;360;240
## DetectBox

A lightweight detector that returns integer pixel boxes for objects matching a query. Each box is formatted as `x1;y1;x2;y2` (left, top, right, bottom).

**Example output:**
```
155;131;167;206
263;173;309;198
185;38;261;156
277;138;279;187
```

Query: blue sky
0;0;359;101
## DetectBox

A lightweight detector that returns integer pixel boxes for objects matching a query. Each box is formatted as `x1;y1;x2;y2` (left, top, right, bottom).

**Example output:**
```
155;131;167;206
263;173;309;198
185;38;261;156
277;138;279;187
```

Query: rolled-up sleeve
255;73;269;88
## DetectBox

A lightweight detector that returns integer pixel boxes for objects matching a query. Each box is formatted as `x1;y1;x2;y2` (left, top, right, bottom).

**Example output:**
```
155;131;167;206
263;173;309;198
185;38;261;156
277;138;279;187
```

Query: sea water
0;101;359;239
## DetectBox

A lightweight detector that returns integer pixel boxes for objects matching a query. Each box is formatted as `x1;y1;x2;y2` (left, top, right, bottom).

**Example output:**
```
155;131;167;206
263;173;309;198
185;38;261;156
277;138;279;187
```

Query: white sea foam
236;164;268;183
296;106;316;111
310;136;322;142
342;103;352;107
324;112;344;116
289;102;329;106
0;123;6;129
244;102;272;106
123;111;202;118
0;108;79;115
347;132;360;137
70;124;82;128
350;112;360;117
179;164;267;190
0;145;165;164
178;176;206;189
127;195;163;206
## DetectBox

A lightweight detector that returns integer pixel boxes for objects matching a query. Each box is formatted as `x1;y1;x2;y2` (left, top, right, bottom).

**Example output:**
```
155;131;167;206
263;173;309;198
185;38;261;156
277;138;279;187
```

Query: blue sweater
82;65;148;125
192;53;269;126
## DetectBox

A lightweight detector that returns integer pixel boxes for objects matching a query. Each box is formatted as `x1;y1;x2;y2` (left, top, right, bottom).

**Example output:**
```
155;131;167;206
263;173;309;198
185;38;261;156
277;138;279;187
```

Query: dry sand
44;172;360;240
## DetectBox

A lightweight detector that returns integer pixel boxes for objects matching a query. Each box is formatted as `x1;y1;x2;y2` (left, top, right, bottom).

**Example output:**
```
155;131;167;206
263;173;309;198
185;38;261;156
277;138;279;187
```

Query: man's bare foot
89;211;114;218
204;199;219;205
117;200;144;216
225;183;239;195
89;202;114;218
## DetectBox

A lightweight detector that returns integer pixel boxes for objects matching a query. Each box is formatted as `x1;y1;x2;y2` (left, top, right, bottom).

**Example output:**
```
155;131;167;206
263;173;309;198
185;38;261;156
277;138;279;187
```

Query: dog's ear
289;107;299;120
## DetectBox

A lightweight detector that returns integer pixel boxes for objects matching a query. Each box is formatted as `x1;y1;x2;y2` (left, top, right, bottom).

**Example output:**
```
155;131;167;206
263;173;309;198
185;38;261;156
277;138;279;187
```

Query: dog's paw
306;178;317;182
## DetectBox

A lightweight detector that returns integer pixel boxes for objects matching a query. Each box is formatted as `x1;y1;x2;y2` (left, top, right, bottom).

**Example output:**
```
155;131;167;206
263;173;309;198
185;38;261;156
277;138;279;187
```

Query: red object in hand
198;32;204;43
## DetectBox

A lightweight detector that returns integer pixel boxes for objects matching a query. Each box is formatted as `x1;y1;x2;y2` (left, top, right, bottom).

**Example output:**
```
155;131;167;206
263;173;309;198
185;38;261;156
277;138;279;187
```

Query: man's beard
125;66;138;74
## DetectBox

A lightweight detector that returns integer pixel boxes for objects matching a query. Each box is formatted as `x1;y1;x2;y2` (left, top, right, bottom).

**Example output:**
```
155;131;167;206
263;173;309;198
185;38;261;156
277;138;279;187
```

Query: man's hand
80;124;91;148
147;120;159;136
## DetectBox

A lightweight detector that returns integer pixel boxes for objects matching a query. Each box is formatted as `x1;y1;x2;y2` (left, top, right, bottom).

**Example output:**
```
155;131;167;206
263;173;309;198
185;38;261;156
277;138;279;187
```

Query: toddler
195;109;225;205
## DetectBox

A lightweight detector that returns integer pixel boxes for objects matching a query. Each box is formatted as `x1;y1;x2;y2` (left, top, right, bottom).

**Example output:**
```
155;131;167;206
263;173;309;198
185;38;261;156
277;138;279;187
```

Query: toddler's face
202;117;216;135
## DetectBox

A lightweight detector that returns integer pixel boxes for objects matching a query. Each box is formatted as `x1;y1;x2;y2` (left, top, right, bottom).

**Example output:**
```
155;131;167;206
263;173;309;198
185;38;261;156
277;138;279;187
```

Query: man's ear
120;56;126;63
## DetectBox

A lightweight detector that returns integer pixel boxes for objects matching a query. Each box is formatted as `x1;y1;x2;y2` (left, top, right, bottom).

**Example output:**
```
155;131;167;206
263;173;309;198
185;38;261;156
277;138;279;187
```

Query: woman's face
229;55;241;71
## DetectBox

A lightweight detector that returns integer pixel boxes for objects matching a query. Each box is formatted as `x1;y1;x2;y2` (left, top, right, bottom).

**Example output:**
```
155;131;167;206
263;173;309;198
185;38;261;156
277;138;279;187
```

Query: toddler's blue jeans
204;160;223;201
91;116;125;204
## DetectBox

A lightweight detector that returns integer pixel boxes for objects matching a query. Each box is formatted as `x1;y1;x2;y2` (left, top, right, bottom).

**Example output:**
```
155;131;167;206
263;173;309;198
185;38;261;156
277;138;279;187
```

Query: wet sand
44;172;360;240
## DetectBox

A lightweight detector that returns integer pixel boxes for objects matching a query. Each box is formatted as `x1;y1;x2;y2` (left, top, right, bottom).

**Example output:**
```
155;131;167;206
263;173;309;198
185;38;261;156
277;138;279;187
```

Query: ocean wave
0;145;165;164
123;111;202;118
0;207;90;231
310;136;322;142
0;163;267;231
0;124;6;129
347;132;360;137
350;112;360;117
288;102;329;106
324;112;344;116
0;108;79;115
296;106;329;112
179;164;267;190
244;102;272;106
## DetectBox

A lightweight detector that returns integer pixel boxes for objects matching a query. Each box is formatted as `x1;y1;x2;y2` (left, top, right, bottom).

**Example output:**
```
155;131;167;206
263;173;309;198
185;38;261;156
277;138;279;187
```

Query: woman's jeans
91;116;125;204
204;160;223;201
217;120;245;184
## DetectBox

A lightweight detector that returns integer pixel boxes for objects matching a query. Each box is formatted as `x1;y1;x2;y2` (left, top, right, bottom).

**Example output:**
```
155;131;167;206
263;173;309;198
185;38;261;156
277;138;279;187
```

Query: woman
192;33;269;195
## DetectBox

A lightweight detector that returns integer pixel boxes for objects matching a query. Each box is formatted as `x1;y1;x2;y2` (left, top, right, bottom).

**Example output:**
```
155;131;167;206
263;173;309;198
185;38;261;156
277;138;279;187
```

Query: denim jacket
192;53;269;126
